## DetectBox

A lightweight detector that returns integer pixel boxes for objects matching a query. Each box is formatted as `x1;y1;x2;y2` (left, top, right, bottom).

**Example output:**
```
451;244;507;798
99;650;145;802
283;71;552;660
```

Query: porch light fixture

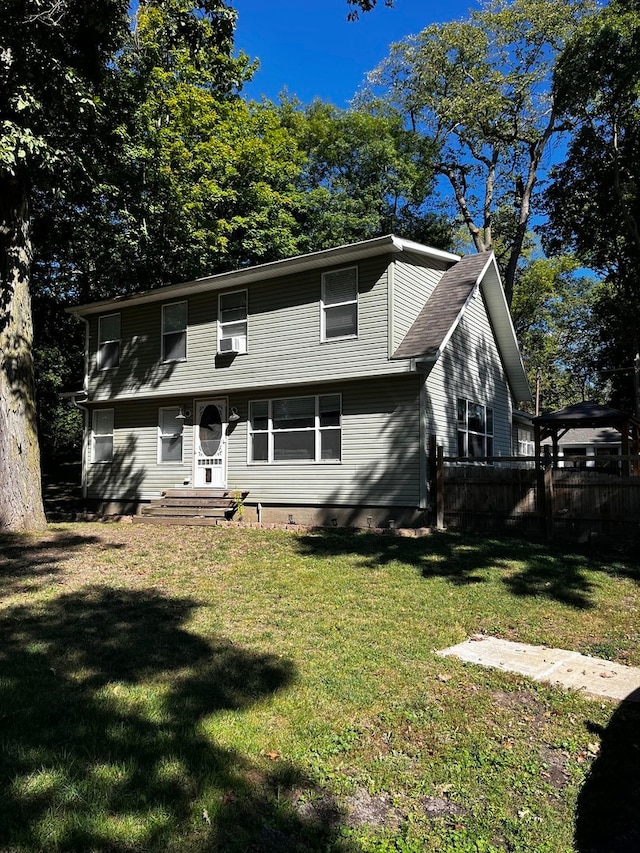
228;406;240;422
175;406;190;421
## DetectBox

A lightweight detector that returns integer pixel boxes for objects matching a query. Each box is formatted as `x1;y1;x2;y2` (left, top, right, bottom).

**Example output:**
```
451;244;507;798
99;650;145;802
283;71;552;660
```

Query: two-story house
67;235;531;527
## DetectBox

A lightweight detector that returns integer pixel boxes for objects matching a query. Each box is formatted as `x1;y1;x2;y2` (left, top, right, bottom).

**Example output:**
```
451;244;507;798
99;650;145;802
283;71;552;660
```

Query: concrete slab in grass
438;636;640;703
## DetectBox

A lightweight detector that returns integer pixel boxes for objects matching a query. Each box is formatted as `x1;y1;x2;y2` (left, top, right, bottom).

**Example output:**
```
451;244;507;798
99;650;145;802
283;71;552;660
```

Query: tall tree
346;0;394;20
361;0;593;304
0;0;129;530
544;0;640;413
280;100;451;251
511;255;605;412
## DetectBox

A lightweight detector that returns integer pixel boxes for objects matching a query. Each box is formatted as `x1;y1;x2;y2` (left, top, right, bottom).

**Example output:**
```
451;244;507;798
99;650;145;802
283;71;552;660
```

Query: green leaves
361;0;595;302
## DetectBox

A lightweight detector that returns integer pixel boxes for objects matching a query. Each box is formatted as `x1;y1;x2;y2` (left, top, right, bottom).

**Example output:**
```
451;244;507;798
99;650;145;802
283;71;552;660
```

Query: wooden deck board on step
133;516;228;526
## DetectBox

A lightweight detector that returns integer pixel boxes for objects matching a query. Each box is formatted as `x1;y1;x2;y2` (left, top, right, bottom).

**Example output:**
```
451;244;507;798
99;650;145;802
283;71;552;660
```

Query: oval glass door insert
199;404;223;457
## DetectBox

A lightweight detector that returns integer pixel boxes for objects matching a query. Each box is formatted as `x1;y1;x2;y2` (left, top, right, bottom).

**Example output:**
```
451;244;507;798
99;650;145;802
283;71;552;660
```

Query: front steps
133;488;249;526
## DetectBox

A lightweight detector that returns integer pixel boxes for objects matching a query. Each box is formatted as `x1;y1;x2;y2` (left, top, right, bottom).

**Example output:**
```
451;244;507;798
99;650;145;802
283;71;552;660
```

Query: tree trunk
0;175;47;531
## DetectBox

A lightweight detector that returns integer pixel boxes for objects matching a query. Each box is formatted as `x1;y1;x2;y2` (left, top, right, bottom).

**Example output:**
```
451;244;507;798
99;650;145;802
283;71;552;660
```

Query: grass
1;523;639;852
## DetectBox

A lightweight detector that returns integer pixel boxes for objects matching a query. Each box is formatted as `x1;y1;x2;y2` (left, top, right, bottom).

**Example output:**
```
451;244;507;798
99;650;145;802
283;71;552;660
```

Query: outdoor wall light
175;406;191;421
228;406;241;422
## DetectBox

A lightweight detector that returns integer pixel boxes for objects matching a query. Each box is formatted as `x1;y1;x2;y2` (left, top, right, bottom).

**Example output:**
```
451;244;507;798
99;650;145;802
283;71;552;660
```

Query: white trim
157;406;185;465
193;398;228;487
248;393;342;465
91;408;114;463
161;300;188;364
97;313;120;371
217;289;248;354
321;266;358;342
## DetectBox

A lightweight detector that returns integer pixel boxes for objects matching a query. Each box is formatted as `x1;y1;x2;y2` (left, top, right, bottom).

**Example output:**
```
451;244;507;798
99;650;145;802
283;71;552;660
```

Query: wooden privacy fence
432;448;640;542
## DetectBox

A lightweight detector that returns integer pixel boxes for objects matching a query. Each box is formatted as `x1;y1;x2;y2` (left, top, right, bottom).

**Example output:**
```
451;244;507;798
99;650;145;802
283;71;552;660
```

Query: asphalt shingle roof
392;253;491;361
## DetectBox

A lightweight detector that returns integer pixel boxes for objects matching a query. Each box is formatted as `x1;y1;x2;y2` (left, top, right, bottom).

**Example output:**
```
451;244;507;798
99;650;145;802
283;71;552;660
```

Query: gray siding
87;256;425;402
391;253;449;354
86;376;424;507
86;400;195;501
424;286;513;456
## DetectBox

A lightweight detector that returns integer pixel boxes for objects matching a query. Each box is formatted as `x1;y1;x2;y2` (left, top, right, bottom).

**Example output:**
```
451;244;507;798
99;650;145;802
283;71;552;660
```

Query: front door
193;399;227;488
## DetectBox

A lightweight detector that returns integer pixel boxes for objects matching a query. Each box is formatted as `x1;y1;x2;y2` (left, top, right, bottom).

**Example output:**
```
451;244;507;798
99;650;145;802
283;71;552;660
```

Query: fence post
543;446;554;540
436;444;445;530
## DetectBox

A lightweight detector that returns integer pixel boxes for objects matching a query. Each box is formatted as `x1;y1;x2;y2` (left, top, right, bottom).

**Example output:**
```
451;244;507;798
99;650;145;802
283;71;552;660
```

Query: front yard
1;523;639;852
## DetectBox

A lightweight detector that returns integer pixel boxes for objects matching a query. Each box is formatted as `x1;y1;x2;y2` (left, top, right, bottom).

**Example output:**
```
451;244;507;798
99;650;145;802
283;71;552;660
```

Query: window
457;399;493;458
98;314;120;370
158;407;184;463
595;446;621;473
162;302;187;362
92;409;114;463
516;427;534;457
322;267;358;340
218;290;247;353
249;394;341;463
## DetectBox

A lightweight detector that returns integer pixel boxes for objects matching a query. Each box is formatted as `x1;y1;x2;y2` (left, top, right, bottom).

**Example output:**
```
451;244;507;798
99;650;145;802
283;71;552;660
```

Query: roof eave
67;235;461;317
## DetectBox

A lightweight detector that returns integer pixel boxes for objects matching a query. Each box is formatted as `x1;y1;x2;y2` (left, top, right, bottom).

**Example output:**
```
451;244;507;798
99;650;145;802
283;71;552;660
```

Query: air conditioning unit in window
218;335;246;354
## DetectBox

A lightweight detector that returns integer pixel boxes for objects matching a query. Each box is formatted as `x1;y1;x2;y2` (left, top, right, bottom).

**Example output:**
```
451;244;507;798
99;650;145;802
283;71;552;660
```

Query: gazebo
532;401;640;475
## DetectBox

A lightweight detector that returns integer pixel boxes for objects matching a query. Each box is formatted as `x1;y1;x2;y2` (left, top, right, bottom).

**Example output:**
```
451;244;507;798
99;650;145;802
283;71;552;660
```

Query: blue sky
233;0;478;107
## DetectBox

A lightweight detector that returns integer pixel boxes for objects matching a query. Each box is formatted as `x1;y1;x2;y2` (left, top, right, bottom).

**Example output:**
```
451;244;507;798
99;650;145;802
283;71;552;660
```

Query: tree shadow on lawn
575;698;640;852
0;528;118;599
296;530;640;610
0;585;361;852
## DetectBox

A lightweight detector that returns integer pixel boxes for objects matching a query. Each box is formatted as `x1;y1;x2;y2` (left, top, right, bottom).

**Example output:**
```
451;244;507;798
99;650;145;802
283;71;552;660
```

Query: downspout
419;380;428;510
387;257;395;360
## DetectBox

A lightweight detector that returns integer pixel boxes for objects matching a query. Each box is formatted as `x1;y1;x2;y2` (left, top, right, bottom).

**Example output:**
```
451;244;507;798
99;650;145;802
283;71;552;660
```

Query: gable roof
392;252;531;403
67;234;460;317
392;253;490;361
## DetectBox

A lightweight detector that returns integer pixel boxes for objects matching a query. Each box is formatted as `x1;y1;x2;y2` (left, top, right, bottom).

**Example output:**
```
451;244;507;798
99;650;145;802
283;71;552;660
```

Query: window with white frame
516;427;535;457
322;267;358;340
98;314;120;370
162;301;187;362
92;409;114;463
457;399;494;458
249;394;341;463
218;290;247;353
158;407;184;463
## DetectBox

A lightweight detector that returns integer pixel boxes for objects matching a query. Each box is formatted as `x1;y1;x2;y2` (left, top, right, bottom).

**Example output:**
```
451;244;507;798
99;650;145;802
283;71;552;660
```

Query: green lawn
1;523;639;852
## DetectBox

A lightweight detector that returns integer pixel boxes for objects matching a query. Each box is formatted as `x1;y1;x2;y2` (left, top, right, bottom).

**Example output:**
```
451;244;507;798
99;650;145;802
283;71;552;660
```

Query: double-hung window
322;267;358;340
249;395;342;463
158;407;184;463
218;290;247;353
92;409;114;463
162;301;187;362
457;399;494;459
98;314;120;370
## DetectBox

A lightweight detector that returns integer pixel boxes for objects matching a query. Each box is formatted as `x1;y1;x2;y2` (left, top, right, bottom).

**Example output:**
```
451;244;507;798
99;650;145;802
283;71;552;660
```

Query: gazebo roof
532;401;639;429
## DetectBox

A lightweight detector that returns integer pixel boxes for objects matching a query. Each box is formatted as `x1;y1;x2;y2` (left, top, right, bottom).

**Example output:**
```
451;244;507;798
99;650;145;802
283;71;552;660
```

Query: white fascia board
66;235;461;317
479;255;532;403
415;253;494;369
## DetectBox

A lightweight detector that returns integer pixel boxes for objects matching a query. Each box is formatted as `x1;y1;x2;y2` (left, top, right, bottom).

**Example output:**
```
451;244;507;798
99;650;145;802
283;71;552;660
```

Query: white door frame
193;398;228;488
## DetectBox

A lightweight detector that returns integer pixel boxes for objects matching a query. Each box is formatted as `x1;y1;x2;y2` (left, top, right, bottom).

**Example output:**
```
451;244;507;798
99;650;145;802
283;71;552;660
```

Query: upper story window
158;407;184;463
92;409;114;463
218;290;247;354
98;314;120;370
249;394;341;463
162;301;187;362
322;267;358;340
457;398;494;458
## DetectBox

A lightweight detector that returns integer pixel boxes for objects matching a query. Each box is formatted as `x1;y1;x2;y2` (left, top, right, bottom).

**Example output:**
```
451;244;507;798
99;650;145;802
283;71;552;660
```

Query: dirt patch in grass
490;688;548;722
540;744;570;790
344;788;404;829
421;795;466;818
